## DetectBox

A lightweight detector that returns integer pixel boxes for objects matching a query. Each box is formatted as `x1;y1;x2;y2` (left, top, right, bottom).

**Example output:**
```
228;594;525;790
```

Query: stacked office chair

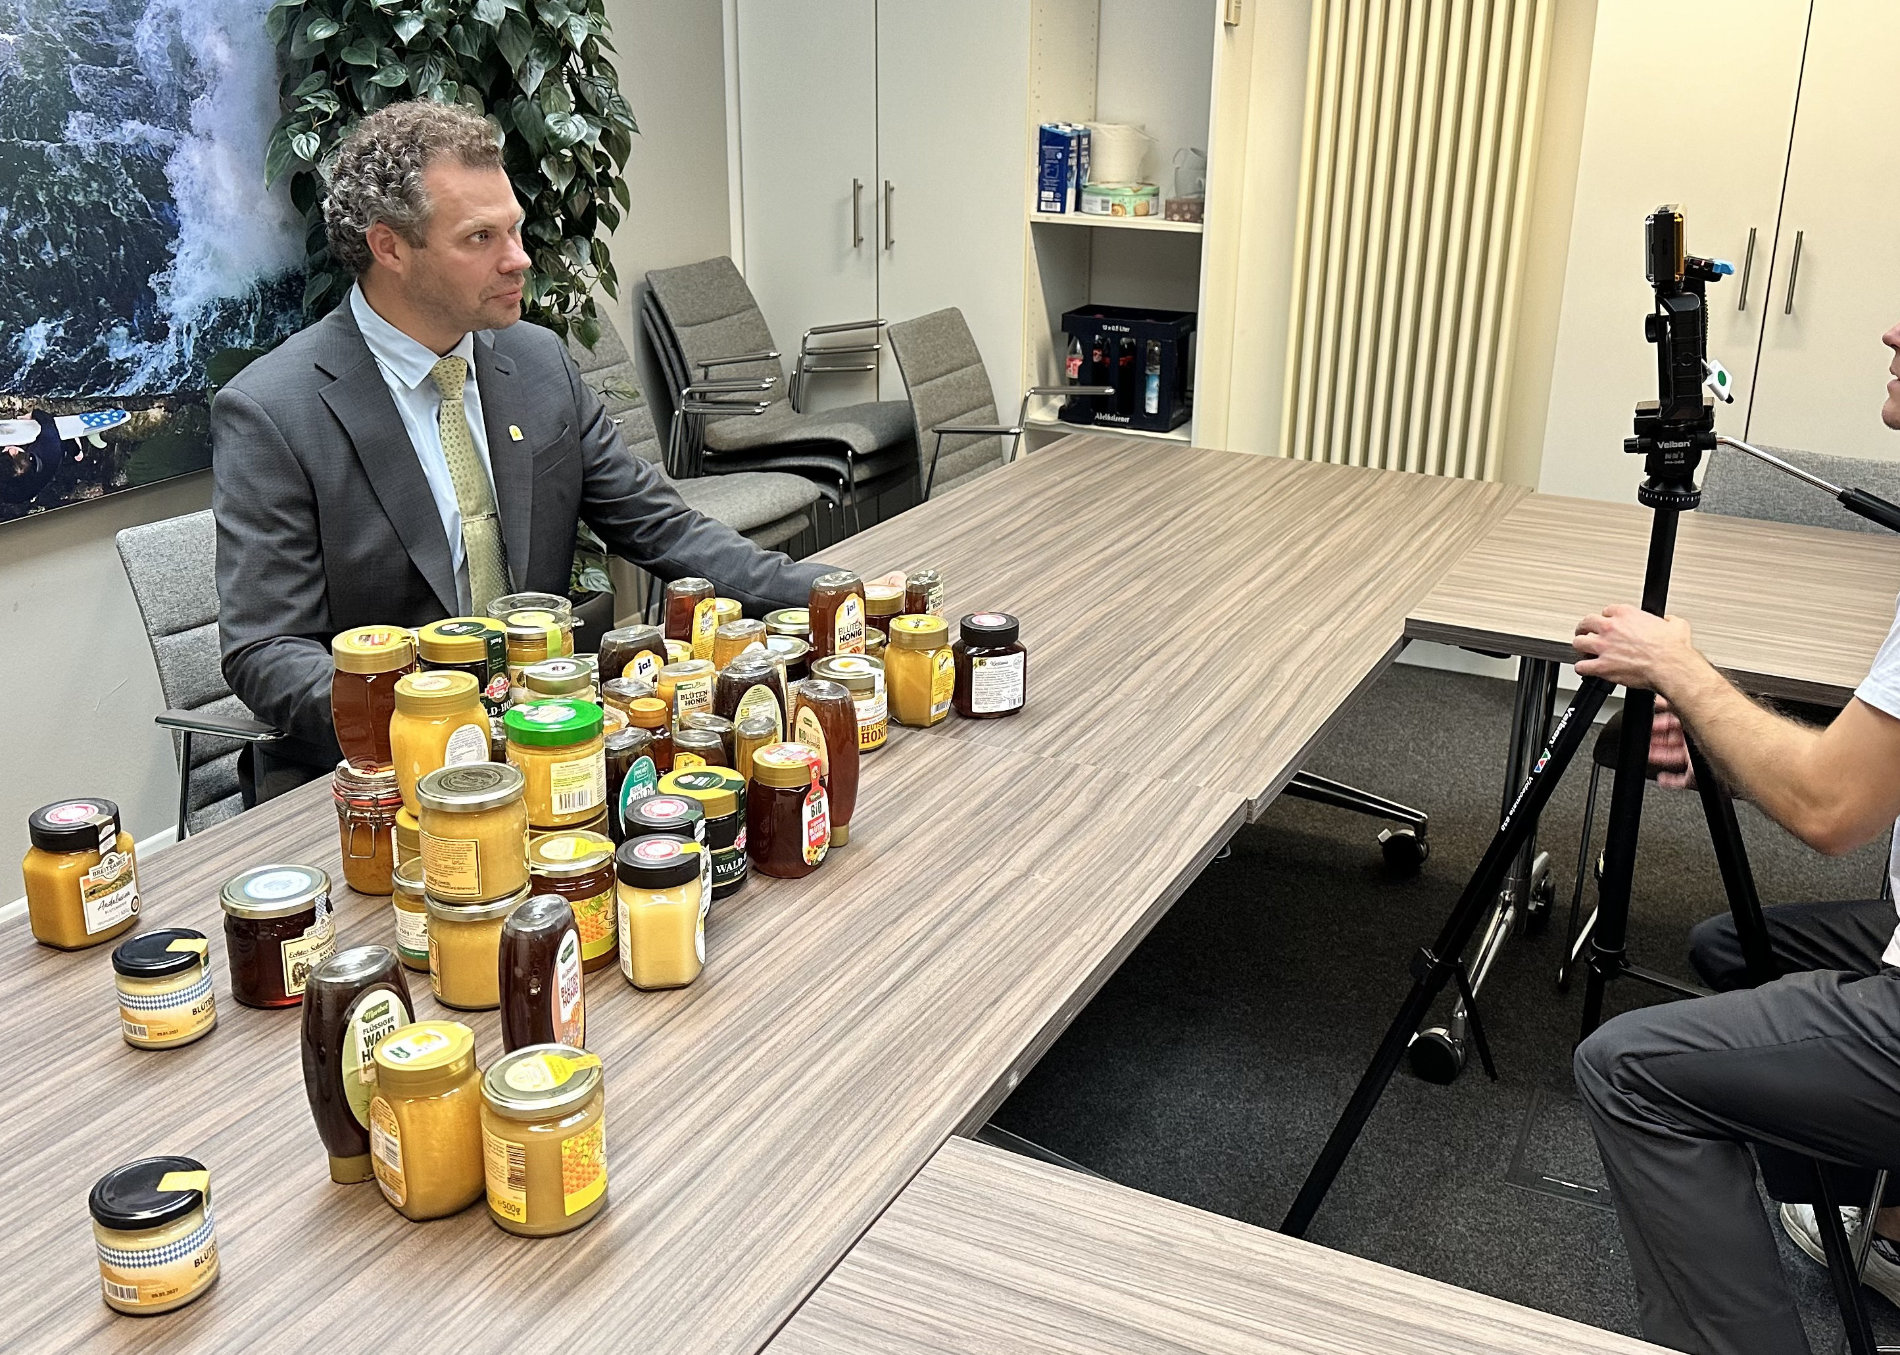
117;511;281;839
642;257;916;533
563;320;823;559
1561;443;1900;983
885;306;1429;868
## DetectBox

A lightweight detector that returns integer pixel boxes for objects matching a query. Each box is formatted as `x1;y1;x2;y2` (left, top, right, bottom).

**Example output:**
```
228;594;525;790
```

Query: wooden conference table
3;434;1719;1355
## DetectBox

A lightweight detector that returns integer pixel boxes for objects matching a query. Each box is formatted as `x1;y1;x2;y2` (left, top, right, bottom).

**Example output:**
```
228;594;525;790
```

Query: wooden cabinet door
734;0;880;411
1538;1;1807;502
1746;0;1900;461
873;0;1030;412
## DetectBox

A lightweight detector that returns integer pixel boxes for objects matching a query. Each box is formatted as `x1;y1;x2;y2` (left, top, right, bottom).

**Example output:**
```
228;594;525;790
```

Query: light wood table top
1;738;1242;1353
827;434;1526;816
1407;492;1900;705
770;1137;1666;1355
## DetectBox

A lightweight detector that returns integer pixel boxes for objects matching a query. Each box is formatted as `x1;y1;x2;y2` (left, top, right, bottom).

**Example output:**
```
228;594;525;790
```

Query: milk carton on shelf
1036;123;1091;214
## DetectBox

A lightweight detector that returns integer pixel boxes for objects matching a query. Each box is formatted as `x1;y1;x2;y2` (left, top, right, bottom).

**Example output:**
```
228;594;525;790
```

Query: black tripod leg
1579;684;1657;1036
1814;1163;1880;1355
1449;960;1498;1082
1685;739;1779;988
1281;678;1613;1238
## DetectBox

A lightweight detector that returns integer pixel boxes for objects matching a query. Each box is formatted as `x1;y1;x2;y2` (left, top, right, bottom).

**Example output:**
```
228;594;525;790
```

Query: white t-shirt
1849;593;1900;964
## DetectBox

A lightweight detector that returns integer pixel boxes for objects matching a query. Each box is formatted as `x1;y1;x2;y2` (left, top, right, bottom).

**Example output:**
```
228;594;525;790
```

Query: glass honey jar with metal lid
427;886;531;1009
746;743;830;879
369;1020;485;1221
693;597;743;661
331;624;416;771
481;1044;607;1236
809;654;888;753
519;657;598;706
952;612;1027;718
886;614;956;727
527;830;617;973
500;607;577;683
90;1157;219;1315
417;616;512;715
112;928;216;1050
808;570;867;660
394;806;421;869
22;797;139;950
764;606;810;640
220;863;335;1007
864;581;904;640
488;590;572;622
678;712;735;768
764;633;812;685
657;658;717;721
904;567;945;616
663;577;714;642
712;617;768;670
390;858;430;971
418;763;530;904
332;760;402;896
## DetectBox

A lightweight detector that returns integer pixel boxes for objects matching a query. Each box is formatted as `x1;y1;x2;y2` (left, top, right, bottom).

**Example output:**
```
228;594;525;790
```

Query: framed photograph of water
0;0;305;523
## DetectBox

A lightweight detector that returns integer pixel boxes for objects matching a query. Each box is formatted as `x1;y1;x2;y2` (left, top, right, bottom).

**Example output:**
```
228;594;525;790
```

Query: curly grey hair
322;101;504;276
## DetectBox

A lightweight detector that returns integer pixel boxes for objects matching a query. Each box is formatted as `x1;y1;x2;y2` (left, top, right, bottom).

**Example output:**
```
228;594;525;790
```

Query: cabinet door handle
851;178;863;249
1736;226;1756;311
1783;229;1804;315
883;180;894;249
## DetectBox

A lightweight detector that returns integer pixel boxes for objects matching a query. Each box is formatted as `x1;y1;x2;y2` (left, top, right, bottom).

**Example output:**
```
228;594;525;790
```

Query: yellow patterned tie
430;356;510;613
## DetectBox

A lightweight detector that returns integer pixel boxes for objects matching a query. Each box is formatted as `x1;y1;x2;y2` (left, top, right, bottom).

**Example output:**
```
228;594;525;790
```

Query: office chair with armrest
644;257;916;530
1561;443;1900;982
116;511;283;840
1755;1143;1900;1355
885;307;1113;497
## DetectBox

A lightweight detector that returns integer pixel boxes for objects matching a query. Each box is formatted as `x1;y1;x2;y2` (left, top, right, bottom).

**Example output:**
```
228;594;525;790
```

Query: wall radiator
1279;0;1551;480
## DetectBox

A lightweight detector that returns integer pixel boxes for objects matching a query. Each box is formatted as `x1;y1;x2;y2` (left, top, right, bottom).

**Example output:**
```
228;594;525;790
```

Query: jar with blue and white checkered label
111;928;216;1050
89;1157;219;1314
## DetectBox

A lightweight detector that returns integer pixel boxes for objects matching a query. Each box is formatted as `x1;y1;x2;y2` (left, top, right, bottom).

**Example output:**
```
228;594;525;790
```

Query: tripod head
1625;206;1734;511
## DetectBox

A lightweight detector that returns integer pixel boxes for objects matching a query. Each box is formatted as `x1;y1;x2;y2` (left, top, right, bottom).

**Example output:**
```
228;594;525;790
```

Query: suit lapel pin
508;425;524;442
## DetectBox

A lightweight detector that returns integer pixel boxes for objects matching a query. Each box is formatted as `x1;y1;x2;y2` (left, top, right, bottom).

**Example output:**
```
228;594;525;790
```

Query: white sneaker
1779;1201;1900;1308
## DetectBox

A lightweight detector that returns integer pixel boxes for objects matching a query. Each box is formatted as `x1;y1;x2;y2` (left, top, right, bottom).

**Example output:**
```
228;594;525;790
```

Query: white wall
0;473;213;874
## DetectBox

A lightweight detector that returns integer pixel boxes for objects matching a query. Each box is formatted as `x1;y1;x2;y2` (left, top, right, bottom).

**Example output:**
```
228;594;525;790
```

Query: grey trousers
1574;897;1900;1355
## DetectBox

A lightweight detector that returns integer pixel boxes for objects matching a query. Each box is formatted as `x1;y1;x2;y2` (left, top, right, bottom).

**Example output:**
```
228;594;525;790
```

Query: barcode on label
553;787;593;815
104;1280;139;1303
504;1142;528;1194
373;1129;402;1171
121;1020;148;1039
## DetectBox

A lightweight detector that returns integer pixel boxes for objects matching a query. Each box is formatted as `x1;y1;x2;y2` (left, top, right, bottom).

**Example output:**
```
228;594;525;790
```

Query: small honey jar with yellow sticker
112;928;217;1050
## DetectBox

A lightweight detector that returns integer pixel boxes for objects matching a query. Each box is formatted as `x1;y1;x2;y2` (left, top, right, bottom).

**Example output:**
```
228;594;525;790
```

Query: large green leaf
495;14;534;69
339;39;379;65
264;124;298;187
392;11;427;43
372;62;409;86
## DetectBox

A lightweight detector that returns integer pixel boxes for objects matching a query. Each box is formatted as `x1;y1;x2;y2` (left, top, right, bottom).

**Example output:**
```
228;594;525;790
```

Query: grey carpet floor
991;661;1897;1351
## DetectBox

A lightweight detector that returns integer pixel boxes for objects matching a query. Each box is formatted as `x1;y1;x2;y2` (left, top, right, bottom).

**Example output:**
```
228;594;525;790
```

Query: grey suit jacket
212;302;828;762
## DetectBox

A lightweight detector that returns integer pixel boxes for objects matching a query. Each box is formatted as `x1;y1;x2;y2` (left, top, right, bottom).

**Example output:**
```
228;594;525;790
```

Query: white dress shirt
349;283;498;613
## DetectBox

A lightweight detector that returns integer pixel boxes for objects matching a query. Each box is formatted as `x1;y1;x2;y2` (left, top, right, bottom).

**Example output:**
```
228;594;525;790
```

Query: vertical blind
1279;0;1552;480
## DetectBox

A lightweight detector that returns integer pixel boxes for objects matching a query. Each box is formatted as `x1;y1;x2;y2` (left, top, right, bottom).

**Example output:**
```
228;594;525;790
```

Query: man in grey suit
213;100;827;798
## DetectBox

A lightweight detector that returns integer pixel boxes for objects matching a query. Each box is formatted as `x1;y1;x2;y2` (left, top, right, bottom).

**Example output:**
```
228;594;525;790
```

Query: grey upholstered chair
1562;442;1900;979
643;257;915;523
886;307;1111;497
564;321;822;558
116;511;280;839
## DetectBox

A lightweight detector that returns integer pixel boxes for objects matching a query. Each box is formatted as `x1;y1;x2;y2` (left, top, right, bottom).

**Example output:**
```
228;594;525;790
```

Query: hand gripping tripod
1282;208;1780;1238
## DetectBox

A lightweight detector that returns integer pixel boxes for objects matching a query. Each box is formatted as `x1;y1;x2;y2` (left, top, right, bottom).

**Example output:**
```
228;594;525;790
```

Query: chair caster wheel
1408;1027;1465;1084
1522;874;1555;937
1379;827;1429;875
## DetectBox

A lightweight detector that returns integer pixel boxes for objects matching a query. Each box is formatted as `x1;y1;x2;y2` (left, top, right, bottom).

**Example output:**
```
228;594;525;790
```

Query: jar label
691;598;720;661
392;900;429;962
549;753;607;818
735;685;784;740
969;652;1026;713
97;1211;217;1310
281;913;336;999
624;649;664;685
573;885;616;964
930;649;956;721
81;851;139;935
118;970;215;1047
554;927;585;1047
563;1115;608;1215
794;706;829;779
674;673;715;720
369;1096;406;1207
617;756;658;835
421;832;481;898
803;781;831;866
696;876;710;963
834;593;866;655
673;752;707;772
483;1123;529;1224
444;722;489;766
853;692;888;751
342;988;411;1128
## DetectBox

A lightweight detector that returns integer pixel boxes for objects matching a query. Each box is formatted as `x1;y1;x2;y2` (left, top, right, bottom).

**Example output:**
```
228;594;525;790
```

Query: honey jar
21;798;139;950
481;1044;607;1236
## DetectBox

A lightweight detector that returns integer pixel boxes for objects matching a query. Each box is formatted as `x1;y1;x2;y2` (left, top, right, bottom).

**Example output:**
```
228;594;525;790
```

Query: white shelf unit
1022;0;1220;452
1030;212;1204;234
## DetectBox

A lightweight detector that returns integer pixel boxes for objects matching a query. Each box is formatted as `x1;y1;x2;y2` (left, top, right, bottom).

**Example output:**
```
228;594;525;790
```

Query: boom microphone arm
1713;435;1900;535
